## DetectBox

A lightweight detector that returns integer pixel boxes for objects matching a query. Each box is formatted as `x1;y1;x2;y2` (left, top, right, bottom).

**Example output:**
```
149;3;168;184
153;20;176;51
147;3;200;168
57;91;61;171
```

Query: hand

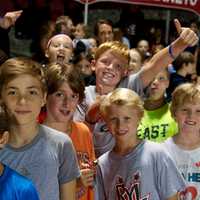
85;95;105;124
80;163;95;188
0;10;23;29
174;18;198;47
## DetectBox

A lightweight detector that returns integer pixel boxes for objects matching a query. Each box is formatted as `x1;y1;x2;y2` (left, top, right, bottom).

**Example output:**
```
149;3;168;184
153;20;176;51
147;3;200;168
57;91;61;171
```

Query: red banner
75;0;200;16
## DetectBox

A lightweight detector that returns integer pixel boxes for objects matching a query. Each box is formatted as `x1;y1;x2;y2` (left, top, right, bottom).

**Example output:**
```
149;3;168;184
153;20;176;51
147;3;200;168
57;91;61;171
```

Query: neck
0;163;4;176
9;123;39;148
114;137;141;156
144;97;166;110
173;132;200;150
96;83;115;95
177;69;187;77
44;120;72;135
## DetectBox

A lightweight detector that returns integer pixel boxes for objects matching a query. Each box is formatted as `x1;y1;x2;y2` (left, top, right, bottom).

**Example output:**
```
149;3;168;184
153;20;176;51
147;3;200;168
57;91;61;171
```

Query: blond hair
171;83;200;117
95;41;129;66
100;88;144;119
0;57;46;94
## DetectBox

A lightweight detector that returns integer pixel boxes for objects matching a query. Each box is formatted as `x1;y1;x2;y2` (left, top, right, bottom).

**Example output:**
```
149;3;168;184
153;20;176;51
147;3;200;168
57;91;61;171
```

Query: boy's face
1;74;46;126
98;23;113;44
74;24;85;39
45;35;73;65
46;82;79;123
94;50;128;89
77;58;92;75
104;104;141;140
174;102;200;135
147;70;169;100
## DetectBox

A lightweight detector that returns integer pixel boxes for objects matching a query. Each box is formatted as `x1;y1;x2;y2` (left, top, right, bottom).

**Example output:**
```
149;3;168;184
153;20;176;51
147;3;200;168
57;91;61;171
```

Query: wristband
168;45;176;59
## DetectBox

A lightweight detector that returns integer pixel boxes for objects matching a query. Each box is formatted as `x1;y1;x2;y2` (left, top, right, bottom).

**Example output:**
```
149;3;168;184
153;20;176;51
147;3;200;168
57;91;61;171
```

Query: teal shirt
137;103;177;142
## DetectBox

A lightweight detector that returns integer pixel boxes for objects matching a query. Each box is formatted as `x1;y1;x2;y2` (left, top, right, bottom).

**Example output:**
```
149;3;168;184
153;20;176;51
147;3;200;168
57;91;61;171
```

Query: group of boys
0;15;199;200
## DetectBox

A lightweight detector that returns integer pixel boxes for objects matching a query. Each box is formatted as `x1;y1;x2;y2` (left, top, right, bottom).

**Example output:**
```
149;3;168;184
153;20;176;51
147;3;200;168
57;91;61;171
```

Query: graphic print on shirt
115;171;150;200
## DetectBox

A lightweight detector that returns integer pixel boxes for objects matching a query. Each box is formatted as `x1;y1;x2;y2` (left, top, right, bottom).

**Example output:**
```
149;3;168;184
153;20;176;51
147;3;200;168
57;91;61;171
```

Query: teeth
60;109;70;116
103;72;114;79
185;121;196;125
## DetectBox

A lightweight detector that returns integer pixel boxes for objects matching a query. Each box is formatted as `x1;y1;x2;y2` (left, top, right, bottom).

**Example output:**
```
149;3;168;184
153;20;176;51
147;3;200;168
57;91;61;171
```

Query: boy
137;69;178;142
166;51;195;101
75;19;198;157
95;88;186;200
164;83;200;199
0;109;40;200
0;57;80;200
43;63;96;200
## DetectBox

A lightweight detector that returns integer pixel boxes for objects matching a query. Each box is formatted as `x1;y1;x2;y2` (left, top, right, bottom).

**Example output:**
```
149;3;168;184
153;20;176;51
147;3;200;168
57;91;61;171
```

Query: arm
140;19;198;88
60;180;76;200
0;10;22;29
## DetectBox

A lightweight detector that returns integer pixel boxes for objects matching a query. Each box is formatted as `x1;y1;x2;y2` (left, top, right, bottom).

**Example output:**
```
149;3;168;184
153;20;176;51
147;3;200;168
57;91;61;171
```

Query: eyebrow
5;86;41;90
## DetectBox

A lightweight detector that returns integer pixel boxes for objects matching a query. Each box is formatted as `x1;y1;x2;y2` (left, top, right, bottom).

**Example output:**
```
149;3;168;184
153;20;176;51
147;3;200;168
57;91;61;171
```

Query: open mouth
60;109;71;116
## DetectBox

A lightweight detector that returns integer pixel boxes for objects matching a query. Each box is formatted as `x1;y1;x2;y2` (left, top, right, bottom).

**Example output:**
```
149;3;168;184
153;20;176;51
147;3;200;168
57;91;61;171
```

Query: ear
41;92;47;107
0;131;9;148
45;49;49;58
90;59;96;71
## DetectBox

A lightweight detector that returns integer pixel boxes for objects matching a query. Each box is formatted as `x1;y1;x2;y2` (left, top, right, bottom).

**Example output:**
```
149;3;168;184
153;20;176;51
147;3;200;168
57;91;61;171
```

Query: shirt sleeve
156;150;186;199
58;138;81;184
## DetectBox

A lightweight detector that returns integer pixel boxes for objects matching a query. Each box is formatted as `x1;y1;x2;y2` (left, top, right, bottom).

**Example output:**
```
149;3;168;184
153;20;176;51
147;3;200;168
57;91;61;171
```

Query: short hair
100;88;144;119
95;41;129;65
0;107;9;134
0;57;46;94
170;83;200;118
94;19;113;37
46;63;85;102
173;51;195;71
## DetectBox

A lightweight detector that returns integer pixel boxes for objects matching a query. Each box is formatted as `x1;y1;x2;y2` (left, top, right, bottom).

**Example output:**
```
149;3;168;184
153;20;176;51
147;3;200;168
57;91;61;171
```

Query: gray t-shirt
0;125;80;200
95;141;186;200
74;73;144;157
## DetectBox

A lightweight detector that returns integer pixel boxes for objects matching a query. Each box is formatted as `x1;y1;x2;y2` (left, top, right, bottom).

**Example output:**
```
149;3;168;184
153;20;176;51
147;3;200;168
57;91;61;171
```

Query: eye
124;116;131;121
158;76;167;81
7;90;16;95
29;90;38;95
71;93;79;99
55;91;64;98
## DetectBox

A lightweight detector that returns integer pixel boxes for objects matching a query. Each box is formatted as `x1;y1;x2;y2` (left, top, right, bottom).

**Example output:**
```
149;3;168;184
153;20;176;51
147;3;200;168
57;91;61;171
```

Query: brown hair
0;57;46;94
46;63;85;102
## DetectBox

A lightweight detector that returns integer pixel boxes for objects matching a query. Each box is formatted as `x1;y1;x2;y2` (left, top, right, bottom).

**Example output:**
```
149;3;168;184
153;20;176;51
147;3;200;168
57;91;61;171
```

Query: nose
17;95;27;105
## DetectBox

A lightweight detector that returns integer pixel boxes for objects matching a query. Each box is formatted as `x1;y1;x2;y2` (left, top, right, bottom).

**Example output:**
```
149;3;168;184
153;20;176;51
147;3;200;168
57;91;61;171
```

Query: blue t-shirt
0;165;39;200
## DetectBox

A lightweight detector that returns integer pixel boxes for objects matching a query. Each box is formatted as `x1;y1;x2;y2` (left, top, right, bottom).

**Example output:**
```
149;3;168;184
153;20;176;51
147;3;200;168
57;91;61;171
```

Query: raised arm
140;19;198;88
0;10;23;29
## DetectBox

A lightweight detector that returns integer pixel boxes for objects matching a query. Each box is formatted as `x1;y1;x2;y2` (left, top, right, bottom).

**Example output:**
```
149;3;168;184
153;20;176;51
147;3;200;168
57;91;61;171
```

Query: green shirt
137;103;177;142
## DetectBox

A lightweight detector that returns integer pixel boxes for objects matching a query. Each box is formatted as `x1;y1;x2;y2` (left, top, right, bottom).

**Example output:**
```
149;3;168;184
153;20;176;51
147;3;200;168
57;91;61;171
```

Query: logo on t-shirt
115;171;150;200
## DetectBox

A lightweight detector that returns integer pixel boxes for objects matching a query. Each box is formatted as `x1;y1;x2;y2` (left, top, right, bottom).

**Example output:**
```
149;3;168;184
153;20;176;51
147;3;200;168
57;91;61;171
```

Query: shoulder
73;122;90;134
143;141;170;157
39;124;73;145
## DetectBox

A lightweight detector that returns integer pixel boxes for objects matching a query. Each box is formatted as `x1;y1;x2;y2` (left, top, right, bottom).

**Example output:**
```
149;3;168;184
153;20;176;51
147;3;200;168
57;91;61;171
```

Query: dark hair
0;108;9;134
173;51;195;71
94;19;113;37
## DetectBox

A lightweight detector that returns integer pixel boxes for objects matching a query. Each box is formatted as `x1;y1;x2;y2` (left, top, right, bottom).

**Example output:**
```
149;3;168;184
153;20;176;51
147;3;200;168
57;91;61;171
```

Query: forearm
140;37;187;88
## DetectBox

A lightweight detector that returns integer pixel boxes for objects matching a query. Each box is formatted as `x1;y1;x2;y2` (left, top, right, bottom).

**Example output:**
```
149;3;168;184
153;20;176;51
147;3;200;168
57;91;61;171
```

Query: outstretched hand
174;18;198;47
0;10;23;29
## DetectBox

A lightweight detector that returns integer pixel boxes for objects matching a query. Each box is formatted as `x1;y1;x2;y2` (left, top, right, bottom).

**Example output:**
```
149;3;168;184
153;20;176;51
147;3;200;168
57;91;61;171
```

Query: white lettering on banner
162;0;197;6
